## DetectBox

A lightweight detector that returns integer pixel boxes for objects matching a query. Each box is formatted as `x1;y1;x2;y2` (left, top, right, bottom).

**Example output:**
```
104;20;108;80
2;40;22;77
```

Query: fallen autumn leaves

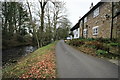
2;42;57;79
19;51;56;78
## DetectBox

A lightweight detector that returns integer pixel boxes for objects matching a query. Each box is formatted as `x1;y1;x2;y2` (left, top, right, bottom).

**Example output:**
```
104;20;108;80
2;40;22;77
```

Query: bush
111;38;117;42
85;41;102;49
96;38;111;43
17;35;25;42
108;42;120;47
85;45;96;49
86;38;95;41
69;39;85;47
85;41;109;51
96;49;108;55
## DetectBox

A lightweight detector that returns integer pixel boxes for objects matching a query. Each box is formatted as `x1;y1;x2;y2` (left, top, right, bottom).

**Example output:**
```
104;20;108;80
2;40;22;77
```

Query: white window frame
73;28;79;39
83;29;87;35
92;26;99;35
93;7;99;17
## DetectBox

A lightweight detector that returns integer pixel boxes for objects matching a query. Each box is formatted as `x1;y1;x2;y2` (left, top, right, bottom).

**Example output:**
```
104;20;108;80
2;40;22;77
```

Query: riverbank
2;45;37;67
2;41;57;78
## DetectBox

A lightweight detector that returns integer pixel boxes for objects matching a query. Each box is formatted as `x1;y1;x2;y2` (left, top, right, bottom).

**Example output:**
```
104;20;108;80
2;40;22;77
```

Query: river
2;46;37;67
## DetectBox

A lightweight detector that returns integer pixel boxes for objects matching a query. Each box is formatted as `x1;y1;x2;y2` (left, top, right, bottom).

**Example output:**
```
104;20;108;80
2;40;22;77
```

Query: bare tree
38;0;48;47
26;0;40;48
52;1;67;41
44;2;53;42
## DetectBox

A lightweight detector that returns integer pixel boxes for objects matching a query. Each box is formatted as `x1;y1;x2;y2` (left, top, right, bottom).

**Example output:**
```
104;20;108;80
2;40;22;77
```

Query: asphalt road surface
56;40;118;78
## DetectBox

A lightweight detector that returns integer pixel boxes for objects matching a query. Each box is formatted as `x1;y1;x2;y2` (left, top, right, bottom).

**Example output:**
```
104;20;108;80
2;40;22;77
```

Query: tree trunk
39;0;47;47
27;1;40;48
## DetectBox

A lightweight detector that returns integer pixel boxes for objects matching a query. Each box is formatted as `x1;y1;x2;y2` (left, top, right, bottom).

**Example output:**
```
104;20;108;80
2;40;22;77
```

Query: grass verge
2;41;57;79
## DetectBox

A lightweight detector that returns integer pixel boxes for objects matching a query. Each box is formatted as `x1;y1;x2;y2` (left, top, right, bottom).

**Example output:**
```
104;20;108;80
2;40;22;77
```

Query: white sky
62;0;101;26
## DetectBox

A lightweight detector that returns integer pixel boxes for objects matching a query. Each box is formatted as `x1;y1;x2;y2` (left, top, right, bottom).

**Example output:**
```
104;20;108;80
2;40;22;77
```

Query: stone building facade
112;2;120;40
71;2;120;39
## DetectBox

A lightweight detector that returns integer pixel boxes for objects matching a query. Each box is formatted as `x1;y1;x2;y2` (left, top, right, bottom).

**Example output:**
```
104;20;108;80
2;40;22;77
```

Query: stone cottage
71;2;120;39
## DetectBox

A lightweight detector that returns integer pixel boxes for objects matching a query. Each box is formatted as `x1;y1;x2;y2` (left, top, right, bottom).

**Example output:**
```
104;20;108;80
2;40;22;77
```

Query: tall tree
2;2;31;48
56;17;71;40
44;1;53;43
26;1;40;48
38;0;48;47
52;1;66;41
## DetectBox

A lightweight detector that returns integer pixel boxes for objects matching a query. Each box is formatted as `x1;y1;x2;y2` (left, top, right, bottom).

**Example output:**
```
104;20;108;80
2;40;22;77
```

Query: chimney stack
90;2;93;9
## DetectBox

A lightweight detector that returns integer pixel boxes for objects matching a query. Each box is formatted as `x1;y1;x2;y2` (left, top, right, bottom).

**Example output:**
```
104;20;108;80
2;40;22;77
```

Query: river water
2;46;37;67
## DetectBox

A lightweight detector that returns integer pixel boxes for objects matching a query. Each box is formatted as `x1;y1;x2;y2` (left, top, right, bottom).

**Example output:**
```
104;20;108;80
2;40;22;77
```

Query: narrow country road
55;40;118;78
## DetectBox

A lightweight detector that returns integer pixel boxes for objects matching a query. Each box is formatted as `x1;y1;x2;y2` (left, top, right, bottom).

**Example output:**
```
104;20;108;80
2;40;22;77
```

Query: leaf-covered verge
2;42;57;79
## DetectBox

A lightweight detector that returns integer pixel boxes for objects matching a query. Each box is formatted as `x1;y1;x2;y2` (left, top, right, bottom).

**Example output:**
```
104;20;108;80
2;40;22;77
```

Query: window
84;17;87;23
92;26;99;35
76;29;78;32
83;29;87;35
76;34;78;37
93;7;99;17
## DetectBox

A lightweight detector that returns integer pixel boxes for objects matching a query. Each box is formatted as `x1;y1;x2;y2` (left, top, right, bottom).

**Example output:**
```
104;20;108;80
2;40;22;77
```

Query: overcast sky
62;0;101;26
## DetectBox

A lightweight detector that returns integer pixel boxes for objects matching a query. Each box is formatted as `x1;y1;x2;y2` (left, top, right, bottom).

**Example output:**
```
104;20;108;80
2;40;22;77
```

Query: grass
2;41;57;78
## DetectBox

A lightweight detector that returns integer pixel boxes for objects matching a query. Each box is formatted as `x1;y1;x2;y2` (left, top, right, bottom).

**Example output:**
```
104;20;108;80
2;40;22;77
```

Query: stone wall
113;14;120;39
80;2;113;39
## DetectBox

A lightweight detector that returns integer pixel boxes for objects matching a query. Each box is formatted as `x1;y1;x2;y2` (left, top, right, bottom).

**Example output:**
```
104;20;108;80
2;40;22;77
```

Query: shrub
87;38;95;41
96;38;111;43
69;39;85;47
96;49;108;55
85;41;102;49
85;41;109;51
17;35;25;42
84;44;96;49
111;38;117;42
108;42;120;47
